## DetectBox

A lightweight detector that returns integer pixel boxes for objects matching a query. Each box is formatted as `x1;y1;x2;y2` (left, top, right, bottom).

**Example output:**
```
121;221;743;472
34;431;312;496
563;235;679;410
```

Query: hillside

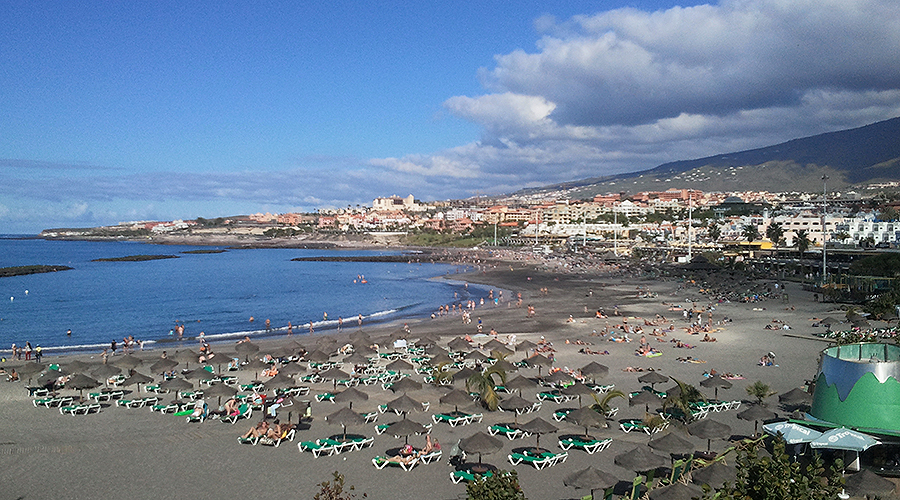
521;116;900;197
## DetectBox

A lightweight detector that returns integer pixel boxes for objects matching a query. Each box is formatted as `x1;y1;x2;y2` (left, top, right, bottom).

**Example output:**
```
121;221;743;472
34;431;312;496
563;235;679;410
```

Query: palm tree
466;363;507;411
430;362;455;387
661;378;705;422
707;224;721;243
766;222;784;246
589;389;626;418
796;229;810;253
745;380;777;406
742;224;760;243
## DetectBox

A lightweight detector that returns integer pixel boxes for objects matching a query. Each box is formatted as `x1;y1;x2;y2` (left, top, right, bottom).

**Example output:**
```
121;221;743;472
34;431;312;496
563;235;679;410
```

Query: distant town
41;183;900;257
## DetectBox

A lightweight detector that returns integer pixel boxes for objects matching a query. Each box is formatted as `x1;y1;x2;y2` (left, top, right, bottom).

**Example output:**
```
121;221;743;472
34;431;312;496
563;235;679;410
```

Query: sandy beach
0;257;844;500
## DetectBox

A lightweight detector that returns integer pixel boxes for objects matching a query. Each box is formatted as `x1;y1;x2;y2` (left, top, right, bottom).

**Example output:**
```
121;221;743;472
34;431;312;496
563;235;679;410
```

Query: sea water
0;237;482;354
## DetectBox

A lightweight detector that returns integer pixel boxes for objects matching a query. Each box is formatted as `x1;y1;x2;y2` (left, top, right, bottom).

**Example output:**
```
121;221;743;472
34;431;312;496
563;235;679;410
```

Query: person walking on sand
338;317;343;331
308;321;314;334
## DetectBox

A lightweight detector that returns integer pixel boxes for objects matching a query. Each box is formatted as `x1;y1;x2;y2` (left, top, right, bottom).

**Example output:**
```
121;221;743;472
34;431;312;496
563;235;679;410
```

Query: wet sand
0;259;842;500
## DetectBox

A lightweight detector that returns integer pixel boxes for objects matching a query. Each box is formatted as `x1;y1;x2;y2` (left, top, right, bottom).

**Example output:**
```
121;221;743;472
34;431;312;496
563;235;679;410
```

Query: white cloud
372;0;900;192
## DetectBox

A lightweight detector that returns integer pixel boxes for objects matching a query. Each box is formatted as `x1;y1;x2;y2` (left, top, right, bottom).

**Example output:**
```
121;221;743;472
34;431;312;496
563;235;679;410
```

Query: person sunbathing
265;420;291;439
241;420;269;439
7;369;18;382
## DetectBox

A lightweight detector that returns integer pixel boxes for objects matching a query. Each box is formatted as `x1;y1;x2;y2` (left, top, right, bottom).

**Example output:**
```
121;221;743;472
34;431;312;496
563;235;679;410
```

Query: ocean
0;237;482;355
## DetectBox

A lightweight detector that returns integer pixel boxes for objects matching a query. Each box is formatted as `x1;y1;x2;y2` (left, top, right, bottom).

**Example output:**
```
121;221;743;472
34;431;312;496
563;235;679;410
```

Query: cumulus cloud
373;0;900;192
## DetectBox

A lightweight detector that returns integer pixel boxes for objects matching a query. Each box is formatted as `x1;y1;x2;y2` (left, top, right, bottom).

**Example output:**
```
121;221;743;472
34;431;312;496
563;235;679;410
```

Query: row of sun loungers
371;450;442;471
558;436;612;454
298;436;375;457
619;419;670;435
33;395;74;408
115;396;160;408
59;403;101;415
431;412;483;427
507;450;568;469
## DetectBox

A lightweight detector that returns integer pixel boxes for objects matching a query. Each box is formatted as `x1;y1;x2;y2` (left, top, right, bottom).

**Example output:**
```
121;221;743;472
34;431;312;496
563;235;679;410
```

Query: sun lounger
372;455;419;471
315;392;335;403
508;451;568;470
145;385;163;393
298;440;338;457
587;383;615;393
33;396;73;408
26;386;52;397
432;412;481;427
418;449;442;464
259;428;296;447
553;409;572;422
536;390;575;403
221;403;252;424
488;424;529;440
152;403;180;413
60;403;101;415
450;469;495;484
238;436;259;445
116;396;159;408
619;419;669;435
179;390;204;401
558;436;612;454
360;411;378;423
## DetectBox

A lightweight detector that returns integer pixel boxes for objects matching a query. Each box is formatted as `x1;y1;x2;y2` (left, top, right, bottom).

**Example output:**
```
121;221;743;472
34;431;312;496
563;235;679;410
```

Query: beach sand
0;260;848;499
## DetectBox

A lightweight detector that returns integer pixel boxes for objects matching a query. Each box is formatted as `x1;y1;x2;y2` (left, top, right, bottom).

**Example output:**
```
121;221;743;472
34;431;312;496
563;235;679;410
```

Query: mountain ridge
518;116;900;197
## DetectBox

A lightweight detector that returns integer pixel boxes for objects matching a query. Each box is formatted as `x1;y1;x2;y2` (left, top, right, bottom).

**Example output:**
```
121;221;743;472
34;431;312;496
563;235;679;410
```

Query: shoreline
1;252;881;499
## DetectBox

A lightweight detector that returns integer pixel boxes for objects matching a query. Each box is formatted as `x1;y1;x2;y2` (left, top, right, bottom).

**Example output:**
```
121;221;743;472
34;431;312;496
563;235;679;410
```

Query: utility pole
687;190;693;261
822;175;829;284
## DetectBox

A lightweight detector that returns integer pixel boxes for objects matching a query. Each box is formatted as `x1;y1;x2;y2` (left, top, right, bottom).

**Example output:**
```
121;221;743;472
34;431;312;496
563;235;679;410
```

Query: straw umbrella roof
17;362;47;376
263;373;296;390
566;407;607;436
483;339;508;351
452;367;477;383
150;358;178;373
385;359;414;372
465;350;490;362
439;389;475;412
386;393;426;415
580;361;609;379
525;354;552;367
91;363;122;379
279;363;306;375
172;349;199;364
325;406;367;439
505;375;538;393
343;352;371;366
648;431;695;454
305;349;331;363
519;416;558;450
333;387;369;409
691;461;737;489
688;419;732;452
121;372;154;388
564;467;618;496
113;354;143;370
447;338;471;351
845;468;895;498
389;377;422;393
428;353;454;366
614;446;669;472
459;431;504;464
516;340;538;351
159;377;193;392
638;371;669;386
778;388;812;405
647;482;704;500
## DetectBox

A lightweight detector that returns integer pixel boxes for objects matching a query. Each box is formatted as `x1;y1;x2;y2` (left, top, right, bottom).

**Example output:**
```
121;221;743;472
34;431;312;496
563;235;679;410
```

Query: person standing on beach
287;322;293;336
24;342;32;360
308;321;314;334
358;314;363;328
338;317;343;331
34;345;42;362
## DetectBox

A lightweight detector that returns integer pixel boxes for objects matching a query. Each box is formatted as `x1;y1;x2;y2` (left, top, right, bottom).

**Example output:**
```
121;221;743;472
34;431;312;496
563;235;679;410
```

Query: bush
314;471;365;500
466;469;526;500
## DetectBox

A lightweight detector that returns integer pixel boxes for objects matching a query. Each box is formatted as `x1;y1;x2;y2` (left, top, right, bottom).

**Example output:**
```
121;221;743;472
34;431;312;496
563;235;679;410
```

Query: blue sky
2;0;900;234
